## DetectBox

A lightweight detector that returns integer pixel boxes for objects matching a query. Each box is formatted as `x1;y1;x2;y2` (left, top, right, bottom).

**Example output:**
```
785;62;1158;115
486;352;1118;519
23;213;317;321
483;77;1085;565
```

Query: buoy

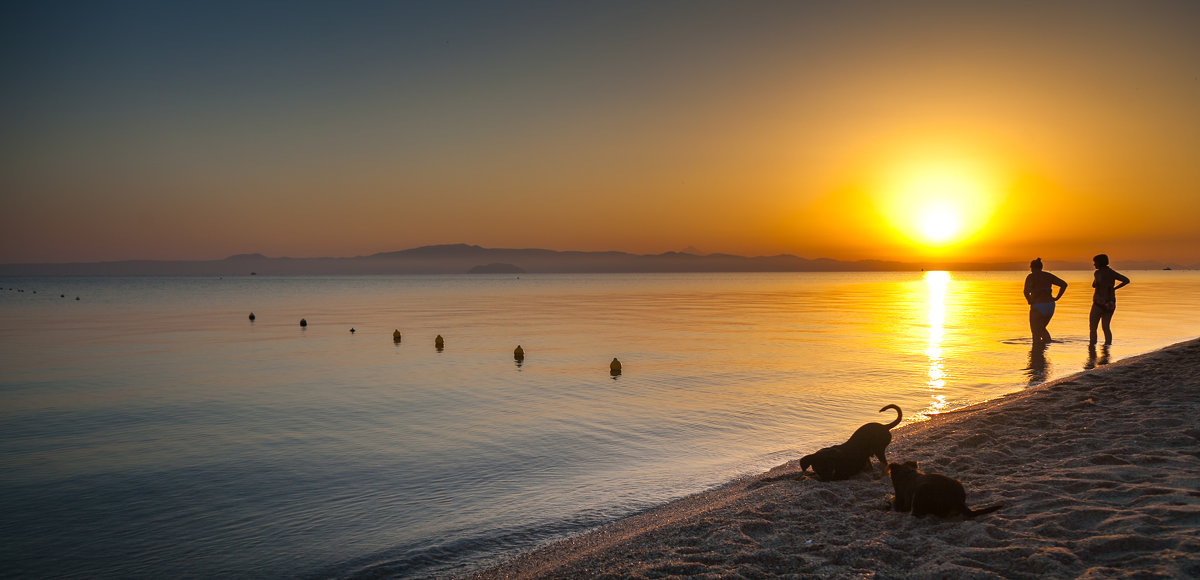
393;329;402;342
350;328;356;333
435;335;444;349
61;294;65;298
610;357;622;376
75;297;80;300
249;312;256;321
514;345;525;360
300;318;307;327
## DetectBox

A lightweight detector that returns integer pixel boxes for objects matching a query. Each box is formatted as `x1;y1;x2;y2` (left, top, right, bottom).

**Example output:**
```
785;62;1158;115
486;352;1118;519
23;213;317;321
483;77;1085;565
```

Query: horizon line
2;243;1196;274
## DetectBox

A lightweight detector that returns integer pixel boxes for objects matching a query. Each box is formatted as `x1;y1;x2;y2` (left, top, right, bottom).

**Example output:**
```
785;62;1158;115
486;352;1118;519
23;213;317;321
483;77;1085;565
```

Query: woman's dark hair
1093;253;1109;267
1030;258;1043;271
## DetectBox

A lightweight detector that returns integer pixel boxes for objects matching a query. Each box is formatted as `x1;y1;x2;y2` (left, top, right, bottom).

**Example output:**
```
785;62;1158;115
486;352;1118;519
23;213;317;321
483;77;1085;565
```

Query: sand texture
469;338;1200;579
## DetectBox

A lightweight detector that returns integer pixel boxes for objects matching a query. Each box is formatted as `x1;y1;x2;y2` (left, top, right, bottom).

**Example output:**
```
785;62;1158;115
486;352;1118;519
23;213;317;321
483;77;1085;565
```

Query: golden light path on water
924;270;950;414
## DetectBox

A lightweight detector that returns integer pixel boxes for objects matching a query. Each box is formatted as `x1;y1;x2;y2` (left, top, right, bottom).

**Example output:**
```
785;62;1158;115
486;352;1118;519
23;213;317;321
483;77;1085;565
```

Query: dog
888;461;1003;518
799;404;901;481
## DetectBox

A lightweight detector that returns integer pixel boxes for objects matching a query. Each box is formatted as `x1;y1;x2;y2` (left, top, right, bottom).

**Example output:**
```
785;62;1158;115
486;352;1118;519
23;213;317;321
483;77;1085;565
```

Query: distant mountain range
0;244;1193;276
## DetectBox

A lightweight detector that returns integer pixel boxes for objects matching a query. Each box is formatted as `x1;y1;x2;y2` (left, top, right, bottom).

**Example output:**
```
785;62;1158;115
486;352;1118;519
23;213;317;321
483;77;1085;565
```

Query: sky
2;1;1198;265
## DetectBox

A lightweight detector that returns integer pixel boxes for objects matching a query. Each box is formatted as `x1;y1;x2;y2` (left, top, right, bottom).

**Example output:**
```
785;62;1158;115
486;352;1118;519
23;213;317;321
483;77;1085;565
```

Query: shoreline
468;337;1200;579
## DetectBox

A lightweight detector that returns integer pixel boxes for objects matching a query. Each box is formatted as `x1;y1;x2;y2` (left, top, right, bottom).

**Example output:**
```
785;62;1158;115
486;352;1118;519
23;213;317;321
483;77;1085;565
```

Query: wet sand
469;338;1200;579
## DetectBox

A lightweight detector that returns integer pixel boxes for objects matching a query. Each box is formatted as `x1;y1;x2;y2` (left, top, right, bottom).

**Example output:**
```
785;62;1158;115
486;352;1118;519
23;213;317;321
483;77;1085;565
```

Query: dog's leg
876;450;888;478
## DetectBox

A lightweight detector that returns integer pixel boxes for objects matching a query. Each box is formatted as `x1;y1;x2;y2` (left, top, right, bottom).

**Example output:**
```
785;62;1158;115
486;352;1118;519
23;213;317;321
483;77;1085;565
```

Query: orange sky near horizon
3;2;1199;266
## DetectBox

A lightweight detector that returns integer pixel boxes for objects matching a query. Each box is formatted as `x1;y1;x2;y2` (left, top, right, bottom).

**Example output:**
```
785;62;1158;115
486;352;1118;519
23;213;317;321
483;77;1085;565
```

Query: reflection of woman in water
1024;258;1067;344
1089;253;1130;345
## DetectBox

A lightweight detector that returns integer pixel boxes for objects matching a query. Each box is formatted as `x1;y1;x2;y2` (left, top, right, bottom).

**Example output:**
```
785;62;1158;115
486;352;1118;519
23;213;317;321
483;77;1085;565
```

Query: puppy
800;404;901;481
888;461;1003;518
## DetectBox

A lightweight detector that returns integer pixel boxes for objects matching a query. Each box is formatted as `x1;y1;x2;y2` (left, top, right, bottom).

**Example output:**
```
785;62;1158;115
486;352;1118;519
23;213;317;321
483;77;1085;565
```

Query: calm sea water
1;271;1197;578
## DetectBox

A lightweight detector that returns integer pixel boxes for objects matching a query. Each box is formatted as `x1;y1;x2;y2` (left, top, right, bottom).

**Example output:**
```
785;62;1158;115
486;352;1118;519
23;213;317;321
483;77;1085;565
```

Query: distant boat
1163;267;1172;270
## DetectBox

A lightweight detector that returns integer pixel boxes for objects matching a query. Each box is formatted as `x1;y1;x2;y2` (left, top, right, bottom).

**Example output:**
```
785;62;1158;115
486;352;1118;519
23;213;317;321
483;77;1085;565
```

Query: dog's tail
879;404;902;430
965;504;1003;518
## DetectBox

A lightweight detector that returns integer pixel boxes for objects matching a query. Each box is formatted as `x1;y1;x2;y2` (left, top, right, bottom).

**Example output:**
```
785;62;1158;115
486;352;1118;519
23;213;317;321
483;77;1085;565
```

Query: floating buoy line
234;314;623;374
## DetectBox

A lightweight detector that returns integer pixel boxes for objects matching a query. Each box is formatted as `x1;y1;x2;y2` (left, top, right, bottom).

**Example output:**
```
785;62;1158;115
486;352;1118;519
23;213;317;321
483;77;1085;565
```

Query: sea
1;271;1197;578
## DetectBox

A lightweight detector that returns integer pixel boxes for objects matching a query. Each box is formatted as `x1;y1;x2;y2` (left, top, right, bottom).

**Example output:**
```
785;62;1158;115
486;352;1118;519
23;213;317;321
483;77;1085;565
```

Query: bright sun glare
876;162;996;250
918;204;961;244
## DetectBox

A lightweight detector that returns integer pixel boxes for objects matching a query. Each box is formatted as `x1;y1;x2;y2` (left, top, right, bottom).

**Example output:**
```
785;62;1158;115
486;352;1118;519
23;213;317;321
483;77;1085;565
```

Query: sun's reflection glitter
924;271;950;414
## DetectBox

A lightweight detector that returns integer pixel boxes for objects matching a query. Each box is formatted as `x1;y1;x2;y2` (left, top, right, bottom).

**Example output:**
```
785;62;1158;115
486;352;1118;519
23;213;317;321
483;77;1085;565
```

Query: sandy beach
469;338;1200;579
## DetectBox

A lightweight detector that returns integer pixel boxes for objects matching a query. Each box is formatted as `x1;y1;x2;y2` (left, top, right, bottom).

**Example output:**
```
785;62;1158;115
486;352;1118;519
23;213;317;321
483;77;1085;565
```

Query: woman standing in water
1024;258;1067;344
1089;253;1130;345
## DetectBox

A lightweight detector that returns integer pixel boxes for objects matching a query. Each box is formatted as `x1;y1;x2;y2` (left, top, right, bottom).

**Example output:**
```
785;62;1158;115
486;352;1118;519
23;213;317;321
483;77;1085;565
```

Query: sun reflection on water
924;271;950;414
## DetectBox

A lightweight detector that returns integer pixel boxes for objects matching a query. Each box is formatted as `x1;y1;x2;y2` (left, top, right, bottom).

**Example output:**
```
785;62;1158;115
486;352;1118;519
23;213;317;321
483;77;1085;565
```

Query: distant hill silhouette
0;244;1193;276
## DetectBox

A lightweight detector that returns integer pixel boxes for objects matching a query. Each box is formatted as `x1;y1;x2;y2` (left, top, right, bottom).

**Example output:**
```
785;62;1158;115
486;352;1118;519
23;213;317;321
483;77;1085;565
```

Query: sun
874;161;997;250
917;203;962;244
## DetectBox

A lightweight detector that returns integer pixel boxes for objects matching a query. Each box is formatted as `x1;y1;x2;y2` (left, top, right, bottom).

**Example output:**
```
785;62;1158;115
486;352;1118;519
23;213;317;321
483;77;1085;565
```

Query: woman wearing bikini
1089;253;1130;345
1024;258;1067;344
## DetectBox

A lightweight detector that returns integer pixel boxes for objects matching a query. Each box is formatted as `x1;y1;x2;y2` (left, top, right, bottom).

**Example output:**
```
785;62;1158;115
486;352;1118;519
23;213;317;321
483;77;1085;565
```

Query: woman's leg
1029;308;1041;342
1100;306;1115;345
1089;303;1102;345
1030;308;1050;343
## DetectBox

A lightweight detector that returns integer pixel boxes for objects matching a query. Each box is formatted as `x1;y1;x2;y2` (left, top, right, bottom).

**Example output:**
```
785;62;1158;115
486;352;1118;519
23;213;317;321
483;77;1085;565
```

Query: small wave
313;513;623;579
999;336;1093;346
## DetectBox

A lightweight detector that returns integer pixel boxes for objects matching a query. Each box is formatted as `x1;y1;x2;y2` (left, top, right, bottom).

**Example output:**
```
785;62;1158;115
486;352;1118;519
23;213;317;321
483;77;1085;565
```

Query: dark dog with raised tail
800;404;901;481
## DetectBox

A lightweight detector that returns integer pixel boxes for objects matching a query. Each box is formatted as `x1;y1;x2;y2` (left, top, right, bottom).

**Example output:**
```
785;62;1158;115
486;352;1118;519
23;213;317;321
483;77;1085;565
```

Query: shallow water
1;271;1197;578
